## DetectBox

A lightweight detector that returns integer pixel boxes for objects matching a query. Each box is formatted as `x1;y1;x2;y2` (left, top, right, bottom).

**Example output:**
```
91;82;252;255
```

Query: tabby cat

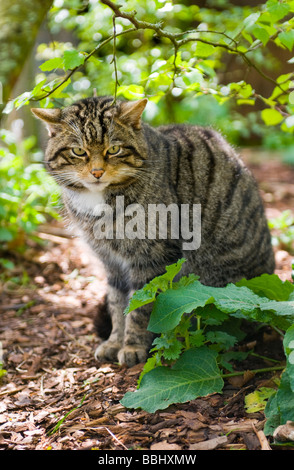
32;96;275;367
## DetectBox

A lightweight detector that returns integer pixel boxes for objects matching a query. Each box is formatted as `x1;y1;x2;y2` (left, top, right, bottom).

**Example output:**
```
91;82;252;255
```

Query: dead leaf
228;370;255;387
189;435;228;450
273;421;294;443
150;441;182;450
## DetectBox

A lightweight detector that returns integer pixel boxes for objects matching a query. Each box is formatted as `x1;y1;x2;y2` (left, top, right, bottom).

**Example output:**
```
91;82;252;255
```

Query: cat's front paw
117;345;148;367
94;340;121;363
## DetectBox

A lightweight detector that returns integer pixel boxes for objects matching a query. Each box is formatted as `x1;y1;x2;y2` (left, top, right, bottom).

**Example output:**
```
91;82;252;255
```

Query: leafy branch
30;26;136;102
100;0;289;96
4;0;293;132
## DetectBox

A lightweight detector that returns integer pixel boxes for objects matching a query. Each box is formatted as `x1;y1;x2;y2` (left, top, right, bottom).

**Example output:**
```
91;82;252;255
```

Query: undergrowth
121;258;294;437
0;129;60;262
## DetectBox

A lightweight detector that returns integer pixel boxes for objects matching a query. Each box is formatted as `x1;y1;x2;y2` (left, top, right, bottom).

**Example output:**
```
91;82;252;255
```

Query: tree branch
100;0;289;96
30;26;136;101
27;0;289;105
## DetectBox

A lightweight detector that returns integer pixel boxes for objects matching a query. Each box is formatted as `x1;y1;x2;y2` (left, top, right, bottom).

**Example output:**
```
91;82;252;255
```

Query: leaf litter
1;153;294;450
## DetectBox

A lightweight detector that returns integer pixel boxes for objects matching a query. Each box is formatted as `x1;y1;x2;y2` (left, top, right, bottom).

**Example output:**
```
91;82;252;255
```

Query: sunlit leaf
261;108;284;126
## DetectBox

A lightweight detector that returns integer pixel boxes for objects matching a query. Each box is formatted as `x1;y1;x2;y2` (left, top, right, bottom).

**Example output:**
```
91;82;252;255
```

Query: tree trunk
0;0;53;119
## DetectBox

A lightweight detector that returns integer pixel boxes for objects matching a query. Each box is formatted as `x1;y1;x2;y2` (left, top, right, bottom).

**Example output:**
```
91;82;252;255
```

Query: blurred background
0;0;293;279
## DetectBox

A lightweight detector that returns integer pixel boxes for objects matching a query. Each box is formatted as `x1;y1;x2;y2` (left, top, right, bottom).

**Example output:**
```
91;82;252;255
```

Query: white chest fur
65;189;106;216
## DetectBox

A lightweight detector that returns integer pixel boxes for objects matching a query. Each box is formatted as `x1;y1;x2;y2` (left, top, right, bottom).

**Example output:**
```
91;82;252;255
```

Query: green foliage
268;210;294;254
264;325;294;435
121;259;294;435
3;0;294;145
0;130;60;252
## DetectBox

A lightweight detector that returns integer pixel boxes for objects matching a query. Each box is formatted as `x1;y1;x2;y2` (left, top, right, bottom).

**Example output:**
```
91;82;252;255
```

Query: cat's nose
90;168;104;179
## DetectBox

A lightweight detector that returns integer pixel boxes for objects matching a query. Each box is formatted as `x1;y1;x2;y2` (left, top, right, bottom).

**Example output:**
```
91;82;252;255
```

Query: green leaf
151;333;184;361
49;78;71;98
195;42;215;58
206;330;238;349
63;50;85;70
278;31;294;51
125;258;186;314
39;57;64;72
261;108;284;126
162;339;183;361
137;354;160;387
275;370;294;424
212;284;267;315
148;281;215;333
236;273;294;301
259;299;294;318
283;325;294;392
0;258;15;270
266;0;290;22
243;12;260;29
264;392;280;435
265;325;294;435
117;85;145;100
0;227;13;241
189;329;206;348
174;273;200;288
251;25;270;46
120;347;224;412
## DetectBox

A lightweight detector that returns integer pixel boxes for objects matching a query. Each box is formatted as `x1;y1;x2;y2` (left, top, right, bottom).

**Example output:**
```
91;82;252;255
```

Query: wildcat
32;96;275;367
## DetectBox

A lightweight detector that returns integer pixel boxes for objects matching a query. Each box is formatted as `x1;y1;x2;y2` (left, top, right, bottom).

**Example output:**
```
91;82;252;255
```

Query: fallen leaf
150;441;182;450
189;435;228;450
273;421;294;442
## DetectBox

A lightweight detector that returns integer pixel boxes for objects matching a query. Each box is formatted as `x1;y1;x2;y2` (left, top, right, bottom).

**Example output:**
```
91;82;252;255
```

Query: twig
111;15;120;104
30;26;136;101
102;426;128;450
252;423;272;450
221;365;285;378
101;0;289;96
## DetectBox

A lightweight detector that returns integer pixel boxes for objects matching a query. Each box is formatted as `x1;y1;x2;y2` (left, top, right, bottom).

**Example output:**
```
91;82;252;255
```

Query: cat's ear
118;99;148;130
31;108;62;137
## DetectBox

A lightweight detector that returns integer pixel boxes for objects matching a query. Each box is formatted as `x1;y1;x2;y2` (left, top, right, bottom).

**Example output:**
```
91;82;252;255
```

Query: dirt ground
1;150;294;451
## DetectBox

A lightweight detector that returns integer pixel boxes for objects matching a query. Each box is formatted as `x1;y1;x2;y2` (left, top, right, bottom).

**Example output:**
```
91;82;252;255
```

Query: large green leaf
39;57;64;72
283;325;294;392
121;347;224;412
212;284;268;314
236;273;294;301
264;325;294;435
63;50;85;70
148;281;215;333
265;0;290;22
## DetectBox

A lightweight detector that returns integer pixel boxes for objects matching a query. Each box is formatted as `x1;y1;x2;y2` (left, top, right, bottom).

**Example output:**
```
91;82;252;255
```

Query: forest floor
1;149;294;451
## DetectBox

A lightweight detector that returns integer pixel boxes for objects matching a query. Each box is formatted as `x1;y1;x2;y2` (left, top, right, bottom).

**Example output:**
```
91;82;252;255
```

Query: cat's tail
94;295;112;340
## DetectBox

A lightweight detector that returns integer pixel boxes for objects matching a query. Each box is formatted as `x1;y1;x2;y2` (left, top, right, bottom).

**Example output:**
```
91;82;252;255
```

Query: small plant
0;129;60;251
120;259;294;436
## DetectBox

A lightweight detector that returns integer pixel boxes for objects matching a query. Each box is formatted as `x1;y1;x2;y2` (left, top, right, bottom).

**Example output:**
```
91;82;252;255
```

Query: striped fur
32;96;275;366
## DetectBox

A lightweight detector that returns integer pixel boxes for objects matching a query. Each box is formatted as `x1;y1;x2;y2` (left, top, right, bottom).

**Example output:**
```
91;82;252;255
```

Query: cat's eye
71;147;87;157
107;145;121;156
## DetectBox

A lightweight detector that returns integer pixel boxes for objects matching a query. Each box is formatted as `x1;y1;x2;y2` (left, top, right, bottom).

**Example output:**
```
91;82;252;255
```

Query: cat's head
31;96;148;192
